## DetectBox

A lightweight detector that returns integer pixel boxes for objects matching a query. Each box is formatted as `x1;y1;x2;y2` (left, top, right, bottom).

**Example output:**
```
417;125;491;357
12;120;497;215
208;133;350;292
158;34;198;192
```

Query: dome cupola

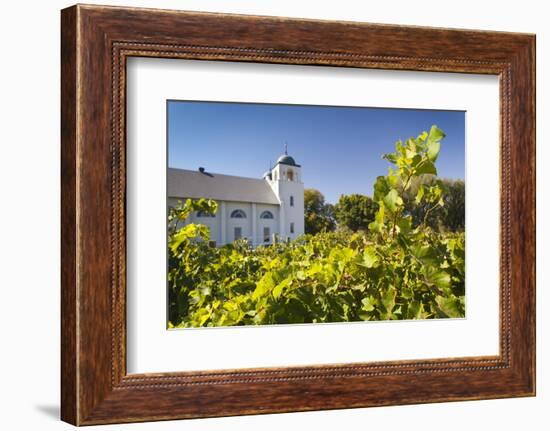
275;143;300;167
276;154;297;166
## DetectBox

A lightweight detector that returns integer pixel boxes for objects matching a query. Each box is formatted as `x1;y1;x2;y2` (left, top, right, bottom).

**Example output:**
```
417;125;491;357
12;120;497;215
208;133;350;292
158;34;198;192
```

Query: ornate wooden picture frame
61;4;535;425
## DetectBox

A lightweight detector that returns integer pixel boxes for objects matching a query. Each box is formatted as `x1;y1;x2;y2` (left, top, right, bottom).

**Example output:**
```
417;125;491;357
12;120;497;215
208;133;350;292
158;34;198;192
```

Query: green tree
402;176;464;232
334;194;378;232
304;188;336;234
440;179;465;231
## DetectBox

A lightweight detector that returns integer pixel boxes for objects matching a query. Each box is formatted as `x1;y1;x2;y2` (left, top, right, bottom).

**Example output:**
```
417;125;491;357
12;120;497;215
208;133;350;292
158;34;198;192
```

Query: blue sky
168;101;465;204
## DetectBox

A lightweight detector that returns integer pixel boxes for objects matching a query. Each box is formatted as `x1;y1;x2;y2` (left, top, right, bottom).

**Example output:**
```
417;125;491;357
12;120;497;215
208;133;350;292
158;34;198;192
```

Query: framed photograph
61;4;535;425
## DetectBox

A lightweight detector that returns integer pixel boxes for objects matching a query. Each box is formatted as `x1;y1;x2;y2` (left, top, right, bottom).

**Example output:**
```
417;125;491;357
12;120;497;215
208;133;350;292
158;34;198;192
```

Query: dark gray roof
168;168;280;205
276;154;300;167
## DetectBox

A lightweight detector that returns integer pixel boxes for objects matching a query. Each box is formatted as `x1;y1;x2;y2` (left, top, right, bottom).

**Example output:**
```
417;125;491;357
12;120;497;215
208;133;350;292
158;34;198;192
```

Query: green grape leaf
436;296;463;318
383;189;403;213
428;125;446;142
415;160;437;175
361;296;376;312
362;247;379;268
427;140;441;162
272;277;292;299
381;286;397;314
252;272;275;300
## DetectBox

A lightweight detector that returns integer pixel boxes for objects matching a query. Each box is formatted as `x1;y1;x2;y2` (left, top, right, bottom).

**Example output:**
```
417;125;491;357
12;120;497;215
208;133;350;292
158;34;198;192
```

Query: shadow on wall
34;404;59;421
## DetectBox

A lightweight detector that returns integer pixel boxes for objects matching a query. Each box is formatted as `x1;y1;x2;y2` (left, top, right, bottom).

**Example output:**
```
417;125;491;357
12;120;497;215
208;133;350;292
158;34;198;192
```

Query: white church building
167;149;305;247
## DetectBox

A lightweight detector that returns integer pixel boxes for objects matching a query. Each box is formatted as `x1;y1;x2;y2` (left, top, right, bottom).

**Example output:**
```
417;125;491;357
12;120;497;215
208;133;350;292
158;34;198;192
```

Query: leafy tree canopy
334;194;378;232
304;188;336;234
401;175;465;232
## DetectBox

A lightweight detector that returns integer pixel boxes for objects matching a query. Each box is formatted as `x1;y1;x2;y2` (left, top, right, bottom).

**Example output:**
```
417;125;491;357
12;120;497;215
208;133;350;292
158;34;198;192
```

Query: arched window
197;210;215;218
230;209;247;218
260;210;274;219
287;170;294;181
290;195;294;207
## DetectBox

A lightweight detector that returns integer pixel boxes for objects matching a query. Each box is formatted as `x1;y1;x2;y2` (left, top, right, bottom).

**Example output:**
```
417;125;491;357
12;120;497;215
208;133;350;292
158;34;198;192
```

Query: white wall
256;204;280;245
279;182;305;240
269;163;305;239
168;198;280;246
0;1;547;430
225;202;252;242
